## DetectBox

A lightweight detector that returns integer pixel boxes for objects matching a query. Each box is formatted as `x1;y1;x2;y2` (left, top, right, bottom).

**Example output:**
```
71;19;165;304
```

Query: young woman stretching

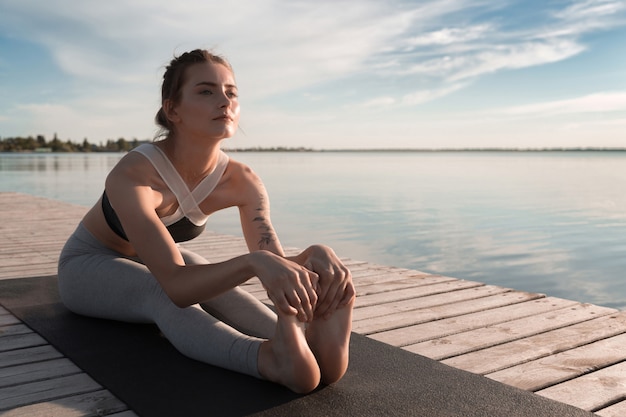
58;49;355;394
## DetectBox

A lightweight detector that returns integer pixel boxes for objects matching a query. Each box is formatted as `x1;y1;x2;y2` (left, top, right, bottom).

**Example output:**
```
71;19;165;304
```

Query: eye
199;89;213;95
227;90;238;99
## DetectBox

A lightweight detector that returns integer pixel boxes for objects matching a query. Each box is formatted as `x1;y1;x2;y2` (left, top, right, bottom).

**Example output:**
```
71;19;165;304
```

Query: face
168;62;240;140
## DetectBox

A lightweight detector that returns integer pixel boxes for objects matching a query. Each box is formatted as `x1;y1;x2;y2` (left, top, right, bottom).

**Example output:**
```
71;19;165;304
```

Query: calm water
2;151;626;310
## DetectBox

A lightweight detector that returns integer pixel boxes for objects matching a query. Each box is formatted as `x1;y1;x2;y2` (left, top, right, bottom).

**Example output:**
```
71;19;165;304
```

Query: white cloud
16;92;157;141
554;0;625;20
381;0;625;88
360;97;398;109
401;83;468;106
501;91;626;116
561;117;626;132
453;39;585;81
405;24;494;47
537;0;626;39
400;39;585;82
356;83;467;109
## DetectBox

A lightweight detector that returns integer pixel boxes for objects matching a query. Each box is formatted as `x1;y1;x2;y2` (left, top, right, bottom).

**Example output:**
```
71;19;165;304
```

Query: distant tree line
227;146;313;152
3;135;626;153
0;134;316;153
0;134;146;152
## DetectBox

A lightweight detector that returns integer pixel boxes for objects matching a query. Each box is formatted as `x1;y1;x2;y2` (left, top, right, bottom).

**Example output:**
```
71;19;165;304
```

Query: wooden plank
487;332;626;392
0;332;48;352
536;361;626;411
0;246;65;257
0;373;102;411
354;284;509;321
0;325;34;340
350;269;430;285
441;304;615;374
595;400;626;417
354;275;457;296
353;286;515;334
0;259;62;270
0;270;59;280
0;315;21;327
0;389;129;417
405;305;626;360
0;345;64;368
354;279;485;308
369;296;575;346
351;268;424;283
0;358;82;388
0;264;61;275
0;254;62;268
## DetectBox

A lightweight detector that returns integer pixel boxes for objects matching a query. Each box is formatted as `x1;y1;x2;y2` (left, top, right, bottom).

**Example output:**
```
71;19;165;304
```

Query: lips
213;114;233;121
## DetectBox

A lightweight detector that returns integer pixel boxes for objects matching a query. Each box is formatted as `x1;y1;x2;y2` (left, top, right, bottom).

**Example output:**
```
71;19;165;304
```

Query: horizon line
224;147;626;152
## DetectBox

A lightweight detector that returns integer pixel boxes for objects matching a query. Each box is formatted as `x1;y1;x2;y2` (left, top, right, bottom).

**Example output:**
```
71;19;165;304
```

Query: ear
163;99;181;123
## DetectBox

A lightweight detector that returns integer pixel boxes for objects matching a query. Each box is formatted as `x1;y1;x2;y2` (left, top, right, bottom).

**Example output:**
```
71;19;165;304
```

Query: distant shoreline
228;147;626;153
3;147;626;153
3;135;625;153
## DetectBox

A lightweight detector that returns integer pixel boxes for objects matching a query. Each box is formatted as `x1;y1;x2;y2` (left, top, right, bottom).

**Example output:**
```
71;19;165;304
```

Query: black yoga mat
0;276;593;417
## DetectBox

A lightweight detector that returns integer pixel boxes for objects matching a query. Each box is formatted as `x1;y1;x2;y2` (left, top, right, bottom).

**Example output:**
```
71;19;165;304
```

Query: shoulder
219;157;269;207
104;149;165;216
106;148;159;189
225;157;263;187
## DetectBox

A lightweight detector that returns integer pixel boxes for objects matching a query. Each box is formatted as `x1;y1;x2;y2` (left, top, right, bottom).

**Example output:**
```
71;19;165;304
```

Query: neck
158;136;224;188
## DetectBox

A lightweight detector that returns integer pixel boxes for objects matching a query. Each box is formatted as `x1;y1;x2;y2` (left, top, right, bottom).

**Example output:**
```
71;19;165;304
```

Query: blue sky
1;0;625;149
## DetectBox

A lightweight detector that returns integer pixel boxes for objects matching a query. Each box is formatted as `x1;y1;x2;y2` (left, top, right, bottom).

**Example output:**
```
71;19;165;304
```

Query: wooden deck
1;192;626;416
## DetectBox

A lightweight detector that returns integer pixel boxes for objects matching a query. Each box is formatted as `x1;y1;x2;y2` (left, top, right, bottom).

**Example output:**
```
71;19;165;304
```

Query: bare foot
258;313;321;393
306;297;354;384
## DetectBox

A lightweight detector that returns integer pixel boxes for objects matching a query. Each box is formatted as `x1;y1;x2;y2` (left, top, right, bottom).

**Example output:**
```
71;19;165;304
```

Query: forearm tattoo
253;195;276;249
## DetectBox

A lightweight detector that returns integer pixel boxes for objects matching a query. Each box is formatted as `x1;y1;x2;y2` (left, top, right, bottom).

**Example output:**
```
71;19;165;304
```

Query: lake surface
2;150;626;310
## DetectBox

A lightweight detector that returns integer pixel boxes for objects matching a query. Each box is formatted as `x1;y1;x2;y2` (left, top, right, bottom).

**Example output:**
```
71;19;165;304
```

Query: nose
219;91;232;108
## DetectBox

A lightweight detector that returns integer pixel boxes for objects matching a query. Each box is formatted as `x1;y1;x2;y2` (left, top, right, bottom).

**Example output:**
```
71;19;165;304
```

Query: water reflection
236;151;626;310
0;153;124;205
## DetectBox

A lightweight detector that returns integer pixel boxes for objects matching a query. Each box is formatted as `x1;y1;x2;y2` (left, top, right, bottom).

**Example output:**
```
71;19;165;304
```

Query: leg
200;287;277;338
180;247;321;392
57;226;264;377
180;248;277;339
306;297;354;384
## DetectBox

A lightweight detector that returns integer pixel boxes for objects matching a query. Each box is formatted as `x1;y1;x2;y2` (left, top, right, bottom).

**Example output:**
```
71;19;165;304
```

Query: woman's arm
234;161;353;318
105;154;318;320
236;163;285;255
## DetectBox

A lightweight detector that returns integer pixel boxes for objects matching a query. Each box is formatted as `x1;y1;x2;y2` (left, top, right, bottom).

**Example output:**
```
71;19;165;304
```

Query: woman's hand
249;250;319;322
296;245;355;319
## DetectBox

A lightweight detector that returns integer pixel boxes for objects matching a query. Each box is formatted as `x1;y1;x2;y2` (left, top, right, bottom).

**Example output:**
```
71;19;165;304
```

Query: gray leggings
57;223;277;378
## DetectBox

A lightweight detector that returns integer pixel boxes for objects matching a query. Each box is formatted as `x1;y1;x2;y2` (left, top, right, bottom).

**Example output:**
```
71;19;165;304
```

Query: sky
1;0;625;150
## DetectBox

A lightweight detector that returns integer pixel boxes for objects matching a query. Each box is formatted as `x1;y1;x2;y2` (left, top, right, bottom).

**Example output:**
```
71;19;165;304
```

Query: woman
58;49;355;394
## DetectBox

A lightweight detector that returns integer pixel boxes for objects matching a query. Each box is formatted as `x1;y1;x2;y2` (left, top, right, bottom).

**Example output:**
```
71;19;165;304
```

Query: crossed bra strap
132;143;230;227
